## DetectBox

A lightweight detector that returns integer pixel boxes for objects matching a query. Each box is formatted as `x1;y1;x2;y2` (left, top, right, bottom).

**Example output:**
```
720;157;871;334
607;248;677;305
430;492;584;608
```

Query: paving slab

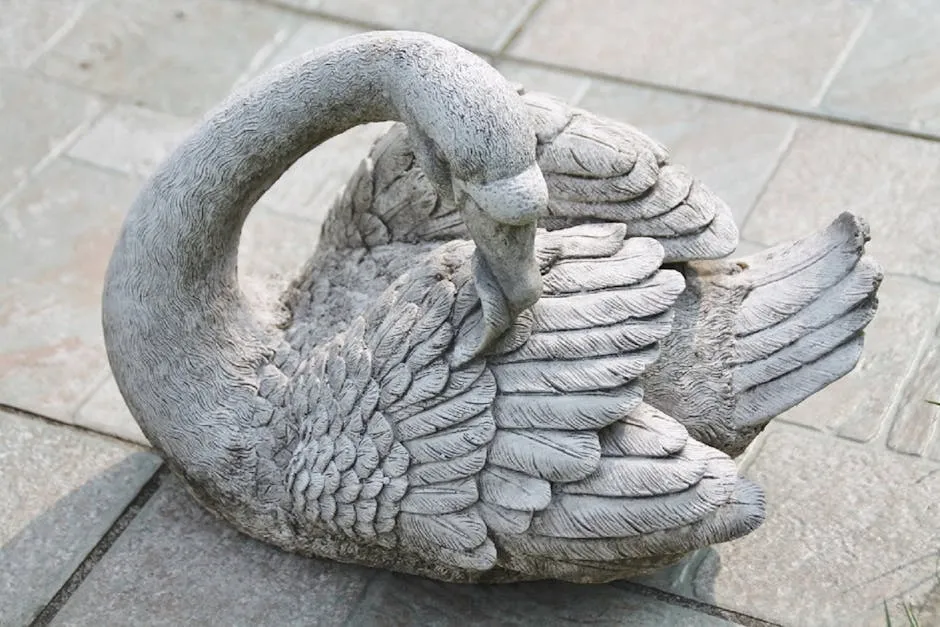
0;409;161;627
634;422;940;626
49;475;379;626
822;0;940;136
777;275;940;445
0;70;101;196
0;0;87;69
509;0;871;107
496;60;593;106
349;572;740;626
578;80;795;227
286;0;538;52
33;0;293;117
0;158;140;421
743;121;940;283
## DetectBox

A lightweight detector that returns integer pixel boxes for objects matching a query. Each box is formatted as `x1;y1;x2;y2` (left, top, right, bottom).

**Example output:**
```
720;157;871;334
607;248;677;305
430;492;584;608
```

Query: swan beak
454;166;546;356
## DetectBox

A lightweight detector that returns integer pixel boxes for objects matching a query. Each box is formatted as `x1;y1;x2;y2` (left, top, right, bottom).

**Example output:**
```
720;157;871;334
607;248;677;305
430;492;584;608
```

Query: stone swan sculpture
102;31;882;584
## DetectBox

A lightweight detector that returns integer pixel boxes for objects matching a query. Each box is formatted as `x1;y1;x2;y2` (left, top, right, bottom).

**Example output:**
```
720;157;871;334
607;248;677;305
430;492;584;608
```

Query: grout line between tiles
493;0;546;55
618;581;781;627
239;0;940;145
810;4;874;108
29;467;167;627
0;403;154;450
737;121;798;236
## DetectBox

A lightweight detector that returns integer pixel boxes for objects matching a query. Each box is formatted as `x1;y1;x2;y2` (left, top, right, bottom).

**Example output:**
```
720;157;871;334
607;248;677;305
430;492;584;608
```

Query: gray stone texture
349;572;739;626
50;476;378;627
822;0;940;135
34;0;293;117
0;159;140;421
0;0;938;624
287;0;539;51
638;423;940;626
508;0;871;106
0;409;161;627
743;122;940;283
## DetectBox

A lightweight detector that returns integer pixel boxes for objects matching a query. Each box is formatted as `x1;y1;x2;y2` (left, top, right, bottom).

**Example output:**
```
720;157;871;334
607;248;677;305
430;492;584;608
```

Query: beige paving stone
496;60;592;106
744;121;940;283
34;0;293;117
578;80;795;225
822;0;940;136
50;475;378;626
0;0;86;68
291;0;538;51
0;158;139;421
887;318;940;460
510;0;871;106
259;122;395;222
74;374;149;446
0;70;102;195
0;409;161;627
778;276;940;444
639;423;940;626
67;104;195;178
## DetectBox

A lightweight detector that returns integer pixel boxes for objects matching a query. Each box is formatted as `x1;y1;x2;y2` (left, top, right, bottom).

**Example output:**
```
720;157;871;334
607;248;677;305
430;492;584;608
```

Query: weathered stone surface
349;572;738;626
257;19;366;73
67;104;194;178
0;409;161;627
497;60;593;106
637;423;940;626
34;0;292;117
50;476;378;626
744;122;940;283
577;80;794;225
0;70;101;194
509;0;871;106
0;0;86;69
777;276;940;443
74;375;149;445
822;0;940;136
888;317;940;459
0;158;139;420
298;0;538;51
258;122;394;223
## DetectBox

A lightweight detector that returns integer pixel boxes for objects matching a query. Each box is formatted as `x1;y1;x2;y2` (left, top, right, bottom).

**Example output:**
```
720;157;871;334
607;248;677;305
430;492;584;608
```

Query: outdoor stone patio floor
2;1;939;625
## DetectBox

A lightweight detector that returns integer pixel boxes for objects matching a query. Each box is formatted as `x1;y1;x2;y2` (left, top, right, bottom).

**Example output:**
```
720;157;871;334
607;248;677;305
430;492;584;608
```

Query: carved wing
318;91;738;263
282;223;762;576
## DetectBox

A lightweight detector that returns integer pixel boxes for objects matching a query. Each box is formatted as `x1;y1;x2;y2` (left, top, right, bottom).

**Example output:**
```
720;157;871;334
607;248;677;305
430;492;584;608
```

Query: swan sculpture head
103;31;882;585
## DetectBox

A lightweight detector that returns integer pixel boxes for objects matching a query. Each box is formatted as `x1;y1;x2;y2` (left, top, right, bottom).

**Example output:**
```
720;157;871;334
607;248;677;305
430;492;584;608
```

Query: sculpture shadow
5;461;721;626
0;452;159;627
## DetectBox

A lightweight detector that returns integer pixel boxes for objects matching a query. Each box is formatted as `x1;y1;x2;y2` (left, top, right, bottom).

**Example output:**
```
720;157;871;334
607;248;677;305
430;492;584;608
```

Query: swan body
103;32;882;583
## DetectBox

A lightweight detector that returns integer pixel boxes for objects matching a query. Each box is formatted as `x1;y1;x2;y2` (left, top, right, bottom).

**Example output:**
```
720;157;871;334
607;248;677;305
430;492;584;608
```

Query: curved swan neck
102;32;535;492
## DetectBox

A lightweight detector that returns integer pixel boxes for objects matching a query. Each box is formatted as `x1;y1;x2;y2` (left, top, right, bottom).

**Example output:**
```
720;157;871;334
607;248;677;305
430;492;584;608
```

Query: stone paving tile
496;60;592;106
0;0;87;69
887;317;940;460
67;104;195;178
0;70;102;196
0;158;139;421
34;0;293;117
636;423;940;626
510;0;871;107
0;409;161;627
349;572;738;626
74;375;149;446
744;121;940;283
50;475;378;626
822;0;940;136
290;0;538;51
778;276;940;445
577;80;795;226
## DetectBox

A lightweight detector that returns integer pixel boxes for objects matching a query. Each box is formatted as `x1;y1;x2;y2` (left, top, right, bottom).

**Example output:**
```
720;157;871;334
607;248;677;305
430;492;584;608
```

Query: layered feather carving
318;92;738;262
